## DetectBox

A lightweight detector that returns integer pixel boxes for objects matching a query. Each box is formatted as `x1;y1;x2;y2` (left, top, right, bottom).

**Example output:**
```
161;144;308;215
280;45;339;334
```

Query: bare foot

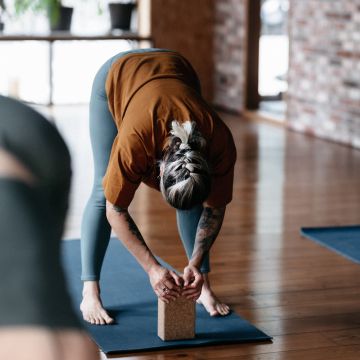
197;274;230;317
80;281;114;325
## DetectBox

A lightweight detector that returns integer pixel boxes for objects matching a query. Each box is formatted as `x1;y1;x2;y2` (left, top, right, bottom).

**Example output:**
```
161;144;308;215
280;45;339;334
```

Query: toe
105;316;114;325
210;310;220;316
101;311;114;324
219;303;230;315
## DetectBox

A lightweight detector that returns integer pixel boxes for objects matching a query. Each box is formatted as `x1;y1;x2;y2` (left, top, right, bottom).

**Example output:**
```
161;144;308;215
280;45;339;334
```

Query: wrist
188;260;201;269
147;261;161;275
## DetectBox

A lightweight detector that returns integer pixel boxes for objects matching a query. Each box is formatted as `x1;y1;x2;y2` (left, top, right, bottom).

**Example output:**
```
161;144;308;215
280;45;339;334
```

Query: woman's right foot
80;281;114;325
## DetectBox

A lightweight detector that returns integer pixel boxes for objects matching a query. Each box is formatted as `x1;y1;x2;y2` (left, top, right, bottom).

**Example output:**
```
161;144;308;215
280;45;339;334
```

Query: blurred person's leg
0;162;97;360
0;328;98;360
0;176;79;328
0;95;71;240
0;96;98;359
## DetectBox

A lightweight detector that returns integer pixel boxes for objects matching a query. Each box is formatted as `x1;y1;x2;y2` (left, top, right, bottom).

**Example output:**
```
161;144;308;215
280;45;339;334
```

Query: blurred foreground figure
0;95;98;360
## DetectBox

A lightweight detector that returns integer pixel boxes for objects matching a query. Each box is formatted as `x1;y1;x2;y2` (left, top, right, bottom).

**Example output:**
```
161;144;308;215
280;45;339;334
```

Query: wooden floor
50;106;360;360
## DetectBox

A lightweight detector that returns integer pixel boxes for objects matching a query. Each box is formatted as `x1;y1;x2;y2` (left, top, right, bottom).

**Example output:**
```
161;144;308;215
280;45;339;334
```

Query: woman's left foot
197;283;230;316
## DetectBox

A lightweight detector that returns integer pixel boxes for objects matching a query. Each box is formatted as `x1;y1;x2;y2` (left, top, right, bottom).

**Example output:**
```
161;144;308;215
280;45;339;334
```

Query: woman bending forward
80;49;237;325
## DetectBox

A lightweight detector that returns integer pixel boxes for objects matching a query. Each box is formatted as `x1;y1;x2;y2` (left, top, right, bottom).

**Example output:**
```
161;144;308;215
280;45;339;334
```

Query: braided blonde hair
160;120;211;209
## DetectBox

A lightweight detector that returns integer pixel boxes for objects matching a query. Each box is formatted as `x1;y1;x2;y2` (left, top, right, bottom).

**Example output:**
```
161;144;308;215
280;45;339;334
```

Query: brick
288;0;360;149
157;296;196;341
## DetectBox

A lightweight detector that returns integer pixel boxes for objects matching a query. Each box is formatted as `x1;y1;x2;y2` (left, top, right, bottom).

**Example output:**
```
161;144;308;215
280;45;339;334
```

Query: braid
160;121;211;209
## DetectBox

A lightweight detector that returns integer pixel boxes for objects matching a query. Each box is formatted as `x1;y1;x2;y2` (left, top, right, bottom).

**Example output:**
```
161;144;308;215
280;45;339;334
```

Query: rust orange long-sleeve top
102;50;237;208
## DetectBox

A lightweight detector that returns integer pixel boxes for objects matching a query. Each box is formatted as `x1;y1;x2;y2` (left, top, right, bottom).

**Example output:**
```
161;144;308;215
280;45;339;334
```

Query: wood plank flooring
50;106;360;359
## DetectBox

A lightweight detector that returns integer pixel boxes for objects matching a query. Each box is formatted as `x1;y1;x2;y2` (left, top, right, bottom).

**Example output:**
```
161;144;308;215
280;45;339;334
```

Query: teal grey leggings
80;49;210;281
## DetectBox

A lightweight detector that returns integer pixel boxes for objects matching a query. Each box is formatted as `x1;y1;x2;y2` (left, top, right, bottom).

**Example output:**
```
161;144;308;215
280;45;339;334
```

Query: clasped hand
148;264;203;303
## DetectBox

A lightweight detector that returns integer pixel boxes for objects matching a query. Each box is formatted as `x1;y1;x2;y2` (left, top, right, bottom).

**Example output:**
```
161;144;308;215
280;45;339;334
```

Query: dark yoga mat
301;225;360;264
62;239;272;354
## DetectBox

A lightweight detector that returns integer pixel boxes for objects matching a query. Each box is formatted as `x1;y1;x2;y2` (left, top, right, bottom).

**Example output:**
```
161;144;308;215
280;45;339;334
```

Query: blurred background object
0;0;6;32
109;0;136;31
14;0;74;31
0;0;143;104
258;0;289;121
0;0;359;147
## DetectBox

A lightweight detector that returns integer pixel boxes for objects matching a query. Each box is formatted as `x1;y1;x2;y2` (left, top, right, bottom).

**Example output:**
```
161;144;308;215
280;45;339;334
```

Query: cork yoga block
158;296;196;341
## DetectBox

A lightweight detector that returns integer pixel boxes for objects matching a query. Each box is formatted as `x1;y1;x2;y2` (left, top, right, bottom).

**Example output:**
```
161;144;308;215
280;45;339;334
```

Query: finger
156;285;176;299
191;279;202;289
187;290;201;299
169;271;183;287
162;280;174;290
157;289;169;302
164;289;180;298
160;296;169;304
181;285;199;292
164;294;178;302
183;270;191;287
181;285;197;293
181;289;198;297
192;273;203;286
182;282;198;290
163;279;180;293
184;275;196;287
154;288;162;299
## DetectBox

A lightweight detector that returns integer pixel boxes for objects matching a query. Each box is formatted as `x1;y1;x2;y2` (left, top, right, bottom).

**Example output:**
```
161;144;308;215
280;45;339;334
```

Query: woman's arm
106;201;182;302
182;206;226;299
190;206;226;268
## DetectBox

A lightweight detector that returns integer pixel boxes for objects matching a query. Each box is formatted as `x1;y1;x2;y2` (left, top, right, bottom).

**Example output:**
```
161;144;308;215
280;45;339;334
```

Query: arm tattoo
112;205;146;245
191;207;225;263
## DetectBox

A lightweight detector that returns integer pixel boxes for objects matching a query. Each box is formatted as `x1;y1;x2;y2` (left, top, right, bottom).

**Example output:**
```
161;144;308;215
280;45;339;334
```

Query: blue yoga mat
301;225;360;264
61;239;271;354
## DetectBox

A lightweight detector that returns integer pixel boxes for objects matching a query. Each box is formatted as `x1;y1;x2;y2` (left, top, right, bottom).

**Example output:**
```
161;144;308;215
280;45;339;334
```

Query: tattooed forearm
112;205;146;245
198;207;225;232
107;201;159;273
190;207;225;266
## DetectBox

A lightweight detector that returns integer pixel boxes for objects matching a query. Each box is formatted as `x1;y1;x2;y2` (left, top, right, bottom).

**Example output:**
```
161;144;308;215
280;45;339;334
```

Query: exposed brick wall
150;0;247;111
213;0;247;112
150;0;214;102
287;0;360;148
